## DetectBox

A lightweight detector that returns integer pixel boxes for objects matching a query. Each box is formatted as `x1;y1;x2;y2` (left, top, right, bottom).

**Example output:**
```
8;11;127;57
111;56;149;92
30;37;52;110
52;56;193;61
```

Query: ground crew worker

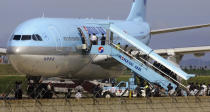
91;33;98;45
100;34;106;45
145;83;150;97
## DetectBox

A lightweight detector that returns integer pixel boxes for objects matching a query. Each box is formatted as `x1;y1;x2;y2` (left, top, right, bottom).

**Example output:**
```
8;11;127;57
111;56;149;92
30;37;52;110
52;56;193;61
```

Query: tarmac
1;96;210;112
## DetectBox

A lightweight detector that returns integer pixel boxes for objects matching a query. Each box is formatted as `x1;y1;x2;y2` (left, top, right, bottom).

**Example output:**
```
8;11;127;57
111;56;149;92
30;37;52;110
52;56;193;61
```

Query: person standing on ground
145;83;150;97
167;83;174;96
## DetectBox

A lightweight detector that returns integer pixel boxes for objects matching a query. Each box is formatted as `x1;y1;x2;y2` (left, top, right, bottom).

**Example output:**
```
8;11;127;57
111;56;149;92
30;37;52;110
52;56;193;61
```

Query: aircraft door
48;26;63;51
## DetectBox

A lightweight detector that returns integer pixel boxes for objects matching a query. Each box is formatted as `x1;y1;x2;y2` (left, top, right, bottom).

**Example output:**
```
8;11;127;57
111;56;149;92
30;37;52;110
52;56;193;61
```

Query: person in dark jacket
100;34;106;45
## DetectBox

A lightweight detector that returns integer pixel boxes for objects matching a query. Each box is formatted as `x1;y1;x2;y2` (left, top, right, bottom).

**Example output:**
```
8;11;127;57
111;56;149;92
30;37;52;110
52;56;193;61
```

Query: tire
103;92;113;98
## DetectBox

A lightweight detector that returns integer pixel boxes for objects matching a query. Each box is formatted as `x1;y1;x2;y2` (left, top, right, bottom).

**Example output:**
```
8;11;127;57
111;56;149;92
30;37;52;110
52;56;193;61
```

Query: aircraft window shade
35;34;43;41
13;35;21;40
21;35;31;40
32;35;38;41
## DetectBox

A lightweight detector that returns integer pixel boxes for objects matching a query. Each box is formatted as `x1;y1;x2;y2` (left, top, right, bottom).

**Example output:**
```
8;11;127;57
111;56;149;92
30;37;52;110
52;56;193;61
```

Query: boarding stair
78;24;195;91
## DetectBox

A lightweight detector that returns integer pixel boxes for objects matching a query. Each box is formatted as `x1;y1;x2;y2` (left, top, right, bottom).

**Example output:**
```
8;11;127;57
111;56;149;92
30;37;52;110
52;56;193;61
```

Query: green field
1;64;210;93
184;69;210;76
0;64;23;75
0;76;27;94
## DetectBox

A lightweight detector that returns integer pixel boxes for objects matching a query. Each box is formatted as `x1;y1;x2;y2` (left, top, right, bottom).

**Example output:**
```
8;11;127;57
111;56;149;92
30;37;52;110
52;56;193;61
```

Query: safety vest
116;44;120;49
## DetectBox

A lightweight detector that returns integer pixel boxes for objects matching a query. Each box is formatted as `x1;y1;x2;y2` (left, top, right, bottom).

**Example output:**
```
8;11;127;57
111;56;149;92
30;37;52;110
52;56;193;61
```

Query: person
75;84;84;93
128;49;134;57
207;84;210;96
46;82;54;98
135;51;141;60
175;86;182;96
202;83;207;96
135;85;142;97
93;84;102;98
116;43;120;49
100;34;106;45
123;45;128;51
75;90;82;100
90;33;98;45
167;83;174;96
167;83;173;92
65;88;71;98
152;84;160;97
15;81;22;99
144;83;150;97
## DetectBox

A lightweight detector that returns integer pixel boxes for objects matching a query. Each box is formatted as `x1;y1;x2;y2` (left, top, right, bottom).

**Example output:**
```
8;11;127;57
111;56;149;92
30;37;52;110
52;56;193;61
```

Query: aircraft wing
0;48;7;55
151;23;210;35
154;46;210;56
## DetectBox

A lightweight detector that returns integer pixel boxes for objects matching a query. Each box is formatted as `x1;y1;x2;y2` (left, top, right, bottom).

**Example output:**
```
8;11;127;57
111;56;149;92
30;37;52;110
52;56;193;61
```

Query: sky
0;0;210;60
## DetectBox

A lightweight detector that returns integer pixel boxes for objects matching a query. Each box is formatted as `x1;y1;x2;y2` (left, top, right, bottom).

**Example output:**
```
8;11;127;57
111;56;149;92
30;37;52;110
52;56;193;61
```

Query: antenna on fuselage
42;9;45;18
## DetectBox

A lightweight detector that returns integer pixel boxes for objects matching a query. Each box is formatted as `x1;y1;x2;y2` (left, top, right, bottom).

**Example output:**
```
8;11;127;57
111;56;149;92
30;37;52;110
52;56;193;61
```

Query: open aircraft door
78;25;106;50
48;26;63;51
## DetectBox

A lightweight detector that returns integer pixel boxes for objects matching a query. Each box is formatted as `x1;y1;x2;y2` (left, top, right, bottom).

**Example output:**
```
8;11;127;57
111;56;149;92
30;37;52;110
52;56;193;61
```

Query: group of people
153;61;177;81
142;82;210;97
187;83;210;96
90;33;106;46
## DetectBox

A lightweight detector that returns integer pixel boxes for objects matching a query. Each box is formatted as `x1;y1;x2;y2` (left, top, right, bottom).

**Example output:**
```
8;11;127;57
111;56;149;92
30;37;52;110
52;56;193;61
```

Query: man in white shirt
90;33;98;45
202;83;207;96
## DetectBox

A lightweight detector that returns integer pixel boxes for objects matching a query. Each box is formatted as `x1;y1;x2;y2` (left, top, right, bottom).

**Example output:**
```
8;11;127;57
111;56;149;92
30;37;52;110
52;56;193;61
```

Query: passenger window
13;35;21;40
21;35;31;40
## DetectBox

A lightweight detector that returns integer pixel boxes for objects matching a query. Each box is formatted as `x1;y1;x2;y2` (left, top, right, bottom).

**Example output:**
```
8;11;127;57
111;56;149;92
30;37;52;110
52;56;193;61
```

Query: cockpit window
13;35;21;40
32;34;42;41
13;34;42;41
32;34;38;41
35;34;42;41
21;35;31;40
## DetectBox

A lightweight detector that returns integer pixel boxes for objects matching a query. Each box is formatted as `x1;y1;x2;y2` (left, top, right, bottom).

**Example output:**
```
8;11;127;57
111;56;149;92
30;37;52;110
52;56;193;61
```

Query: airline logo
98;46;104;53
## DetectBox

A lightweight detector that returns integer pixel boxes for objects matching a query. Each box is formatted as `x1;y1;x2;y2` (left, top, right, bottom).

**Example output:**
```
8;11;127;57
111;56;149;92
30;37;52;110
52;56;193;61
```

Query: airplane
1;0;210;83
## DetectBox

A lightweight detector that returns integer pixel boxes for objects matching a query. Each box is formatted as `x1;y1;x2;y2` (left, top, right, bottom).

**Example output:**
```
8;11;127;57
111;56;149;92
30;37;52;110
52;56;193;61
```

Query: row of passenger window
13;34;43;41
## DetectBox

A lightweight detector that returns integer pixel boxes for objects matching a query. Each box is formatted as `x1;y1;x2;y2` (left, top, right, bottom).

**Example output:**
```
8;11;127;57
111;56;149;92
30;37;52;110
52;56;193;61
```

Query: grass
0;64;210;94
182;76;210;85
0;64;23;75
0;76;27;94
184;69;210;76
